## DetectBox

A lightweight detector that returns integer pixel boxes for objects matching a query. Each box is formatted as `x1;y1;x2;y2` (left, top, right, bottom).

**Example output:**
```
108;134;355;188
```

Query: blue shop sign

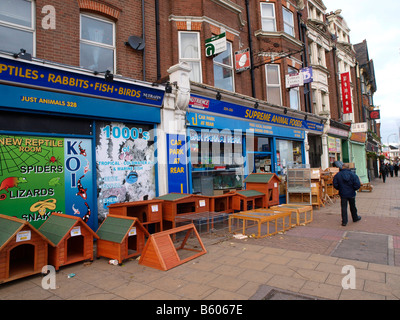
188;94;323;133
167;134;188;193
0;56;164;107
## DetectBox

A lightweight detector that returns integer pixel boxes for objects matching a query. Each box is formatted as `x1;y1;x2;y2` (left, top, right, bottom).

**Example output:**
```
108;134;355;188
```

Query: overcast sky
323;0;400;145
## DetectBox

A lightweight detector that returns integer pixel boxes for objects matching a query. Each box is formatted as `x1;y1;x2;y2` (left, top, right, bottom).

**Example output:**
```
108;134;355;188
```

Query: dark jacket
333;168;361;198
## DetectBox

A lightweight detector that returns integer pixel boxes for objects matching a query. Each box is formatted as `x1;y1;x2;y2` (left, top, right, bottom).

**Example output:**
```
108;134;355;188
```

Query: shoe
354;216;362;223
341;223;347;226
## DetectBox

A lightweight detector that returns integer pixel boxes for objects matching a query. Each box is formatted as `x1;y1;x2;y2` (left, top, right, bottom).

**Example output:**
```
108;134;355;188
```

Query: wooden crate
270;204;313;226
156;193;210;230
0;214;54;284
96;215;150;265
228;209;291;238
243;173;281;207
139;224;207;271
39;213;99;271
108;199;163;233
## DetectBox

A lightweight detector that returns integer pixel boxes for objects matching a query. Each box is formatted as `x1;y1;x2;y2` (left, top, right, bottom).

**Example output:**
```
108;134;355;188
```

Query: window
80;14;115;73
288;68;300;110
282;7;294;36
213;41;234;92
179;31;202;83
265;64;282;106
0;0;34;54
260;3;276;32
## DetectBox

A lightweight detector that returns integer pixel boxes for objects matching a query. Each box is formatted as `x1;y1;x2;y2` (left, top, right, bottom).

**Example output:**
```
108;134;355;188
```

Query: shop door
253;153;273;173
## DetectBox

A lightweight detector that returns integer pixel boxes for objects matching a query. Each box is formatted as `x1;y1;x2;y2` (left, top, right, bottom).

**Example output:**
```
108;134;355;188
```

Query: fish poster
96;121;156;222
0;135;95;230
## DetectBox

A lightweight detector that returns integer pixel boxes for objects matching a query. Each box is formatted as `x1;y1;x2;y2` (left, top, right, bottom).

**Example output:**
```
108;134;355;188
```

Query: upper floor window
260;3;276;32
282;7;294;37
288;67;300;110
213;41;234;92
179;31;202;83
265;64;282;106
0;0;34;55
80;14;115;73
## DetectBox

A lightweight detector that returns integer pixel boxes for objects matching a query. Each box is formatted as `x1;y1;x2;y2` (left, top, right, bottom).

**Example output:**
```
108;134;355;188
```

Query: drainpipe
245;0;256;98
142;0;146;81
297;11;311;113
155;0;161;80
332;46;342;119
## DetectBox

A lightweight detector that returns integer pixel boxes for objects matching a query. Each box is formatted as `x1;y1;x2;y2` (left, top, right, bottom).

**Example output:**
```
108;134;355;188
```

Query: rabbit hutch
0;214;54;284
96;215;149;265
107;199;163;233
39;213;99;271
230;190;266;212
244;173;281;207
156;193;210;230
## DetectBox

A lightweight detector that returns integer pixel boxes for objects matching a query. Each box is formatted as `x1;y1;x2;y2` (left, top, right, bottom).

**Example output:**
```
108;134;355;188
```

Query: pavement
1;174;400;303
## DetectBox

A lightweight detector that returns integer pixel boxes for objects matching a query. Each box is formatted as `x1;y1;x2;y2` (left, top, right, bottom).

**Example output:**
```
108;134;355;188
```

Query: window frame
79;13;116;73
288;67;300;110
260;2;276;32
265;64;282;106
213;41;235;92
178;31;202;83
282;7;294;37
0;0;35;55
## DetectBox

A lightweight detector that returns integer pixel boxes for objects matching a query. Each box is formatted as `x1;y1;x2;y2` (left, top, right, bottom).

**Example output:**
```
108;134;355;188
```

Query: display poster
0;135;94;230
167;134;188;194
96;122;156;222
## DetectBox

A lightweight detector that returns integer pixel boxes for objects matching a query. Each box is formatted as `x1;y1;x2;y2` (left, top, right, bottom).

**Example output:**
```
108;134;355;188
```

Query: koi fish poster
96;121;156;222
0;135;95;230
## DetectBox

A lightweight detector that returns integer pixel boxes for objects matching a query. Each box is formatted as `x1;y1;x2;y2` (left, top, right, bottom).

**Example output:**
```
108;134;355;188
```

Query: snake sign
205;32;227;57
0;134;94;230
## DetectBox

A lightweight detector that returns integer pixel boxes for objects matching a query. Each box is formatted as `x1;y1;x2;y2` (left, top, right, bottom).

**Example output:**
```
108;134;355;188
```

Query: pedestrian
333;161;362;226
394;162;399;177
389;163;394;177
380;163;387;183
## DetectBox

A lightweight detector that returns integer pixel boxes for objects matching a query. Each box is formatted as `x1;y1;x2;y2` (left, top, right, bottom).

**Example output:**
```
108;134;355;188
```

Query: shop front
185;93;324;202
0;54;165;231
327;121;350;167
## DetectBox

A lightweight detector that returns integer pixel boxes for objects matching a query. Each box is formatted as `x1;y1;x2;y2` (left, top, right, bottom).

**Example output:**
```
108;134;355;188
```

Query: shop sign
351;122;367;133
234;48;251;73
167;134;188;194
188;94;324;133
301;67;313;84
0;135;94;230
370;110;380;120
0;56;164;107
285;72;304;88
341;72;352;114
205;33;227;57
189;96;209;109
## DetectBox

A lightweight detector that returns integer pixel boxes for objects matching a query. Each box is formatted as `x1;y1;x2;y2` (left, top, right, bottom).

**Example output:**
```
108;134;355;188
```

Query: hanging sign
370;110;380;120
234;48;251;72
341;72;352;114
205;33;227;57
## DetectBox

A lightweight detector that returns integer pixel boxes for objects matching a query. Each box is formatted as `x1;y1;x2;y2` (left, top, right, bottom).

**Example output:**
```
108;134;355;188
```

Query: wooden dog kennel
107;199;163;233
96;215;150;265
39;213;99;271
244;173;281;207
230;190;266;212
156;193;210;230
0;214;54;284
139;224;207;271
209;193;234;213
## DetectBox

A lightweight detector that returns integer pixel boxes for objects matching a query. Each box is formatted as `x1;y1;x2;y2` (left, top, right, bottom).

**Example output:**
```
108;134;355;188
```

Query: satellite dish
125;36;145;51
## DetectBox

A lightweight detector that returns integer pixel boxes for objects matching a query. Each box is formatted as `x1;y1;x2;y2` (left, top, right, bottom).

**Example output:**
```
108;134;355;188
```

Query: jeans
340;197;358;224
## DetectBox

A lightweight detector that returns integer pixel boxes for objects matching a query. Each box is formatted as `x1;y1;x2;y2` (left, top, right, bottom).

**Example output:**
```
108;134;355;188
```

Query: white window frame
80;13;116;73
213;41;235;92
0;0;35;55
260;3;276;32
288;67;300;110
282;7;294;37
178;31;202;83
265;64;282;106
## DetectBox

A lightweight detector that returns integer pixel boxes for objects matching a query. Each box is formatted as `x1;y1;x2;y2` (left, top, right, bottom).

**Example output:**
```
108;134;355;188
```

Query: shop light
165;82;173;93
254;102;259;109
216;92;222;100
13;48;32;61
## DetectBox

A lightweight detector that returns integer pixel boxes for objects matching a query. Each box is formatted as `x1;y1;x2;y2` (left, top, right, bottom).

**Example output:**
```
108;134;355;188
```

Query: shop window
276;139;303;176
80;14;115;73
179;31;202;83
0;0;34;55
265;64;282;106
282;7;294;37
190;129;244;196
260;3;276;32
213;41;234;92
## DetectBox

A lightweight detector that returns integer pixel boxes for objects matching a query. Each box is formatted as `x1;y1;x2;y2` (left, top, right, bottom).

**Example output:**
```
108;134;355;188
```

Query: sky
323;0;400;146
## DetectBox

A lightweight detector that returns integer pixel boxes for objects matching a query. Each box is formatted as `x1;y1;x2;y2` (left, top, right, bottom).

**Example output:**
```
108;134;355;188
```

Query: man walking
333;161;362;226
